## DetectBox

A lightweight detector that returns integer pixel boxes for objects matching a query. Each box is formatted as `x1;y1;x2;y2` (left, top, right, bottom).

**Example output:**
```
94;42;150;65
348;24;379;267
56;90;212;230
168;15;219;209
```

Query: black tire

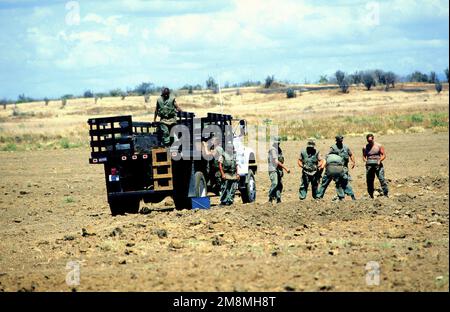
241;169;256;203
109;198;140;216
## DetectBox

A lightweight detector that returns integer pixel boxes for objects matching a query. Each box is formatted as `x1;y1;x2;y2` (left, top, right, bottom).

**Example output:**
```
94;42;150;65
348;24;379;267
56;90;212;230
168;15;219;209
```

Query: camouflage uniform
268;143;285;203
329;143;355;199
219;149;238;205
317;153;347;200
299;144;322;200
156;95;177;146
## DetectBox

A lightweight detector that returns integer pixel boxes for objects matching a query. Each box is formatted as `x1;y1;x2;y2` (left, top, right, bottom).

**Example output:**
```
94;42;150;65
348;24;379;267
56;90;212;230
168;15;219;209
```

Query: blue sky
0;0;448;99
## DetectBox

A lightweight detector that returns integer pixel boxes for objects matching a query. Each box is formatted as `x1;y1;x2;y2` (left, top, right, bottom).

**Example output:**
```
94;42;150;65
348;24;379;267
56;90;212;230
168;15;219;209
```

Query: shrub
286;88;296;98
445;68;449;82
435;80;442;94
44;97;50;106
318;75;328;84
61;98;67;109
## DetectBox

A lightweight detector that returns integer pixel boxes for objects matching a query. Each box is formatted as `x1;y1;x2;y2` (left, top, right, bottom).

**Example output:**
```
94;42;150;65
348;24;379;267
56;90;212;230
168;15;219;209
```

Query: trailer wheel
109;198;140;216
241;169;256;203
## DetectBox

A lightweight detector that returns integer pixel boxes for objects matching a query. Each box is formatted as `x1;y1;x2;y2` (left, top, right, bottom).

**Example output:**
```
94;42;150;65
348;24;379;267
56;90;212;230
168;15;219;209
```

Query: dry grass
0;83;448;150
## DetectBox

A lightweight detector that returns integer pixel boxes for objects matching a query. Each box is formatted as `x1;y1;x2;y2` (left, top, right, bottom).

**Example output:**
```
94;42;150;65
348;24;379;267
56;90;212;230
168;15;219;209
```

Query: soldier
218;141;240;206
328;135;356;200
316;153;347;200
268;136;290;204
202;136;224;194
362;133;389;198
298;138;325;200
153;87;182;146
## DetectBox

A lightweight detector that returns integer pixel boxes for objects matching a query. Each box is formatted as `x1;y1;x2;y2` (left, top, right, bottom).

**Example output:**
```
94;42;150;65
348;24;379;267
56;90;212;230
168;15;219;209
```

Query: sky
0;0;448;99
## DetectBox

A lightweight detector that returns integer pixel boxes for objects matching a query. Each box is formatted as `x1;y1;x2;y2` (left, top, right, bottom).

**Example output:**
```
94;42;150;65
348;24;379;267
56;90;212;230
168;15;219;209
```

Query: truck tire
174;171;207;209
194;171;207;197
241;169;256;203
109;198;140;216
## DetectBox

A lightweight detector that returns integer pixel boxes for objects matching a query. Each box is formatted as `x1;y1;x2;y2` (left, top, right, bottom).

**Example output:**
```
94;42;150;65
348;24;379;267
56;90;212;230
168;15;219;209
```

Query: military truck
88;112;257;215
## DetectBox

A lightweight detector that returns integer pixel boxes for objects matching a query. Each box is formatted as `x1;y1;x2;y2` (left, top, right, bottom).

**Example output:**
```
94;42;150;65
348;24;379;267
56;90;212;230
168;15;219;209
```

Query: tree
429;71;437;84
335;70;345;86
435;80;442;94
339;79;349;93
109;88;124;97
83;90;94;98
134;82;155;95
445;68;449;82
44;97;50;106
408;71;428;83
384;72;396;88
350;71;363;85
374;69;386;85
188;85;193;94
206;77;218;90
264;75;275;88
362;72;376;90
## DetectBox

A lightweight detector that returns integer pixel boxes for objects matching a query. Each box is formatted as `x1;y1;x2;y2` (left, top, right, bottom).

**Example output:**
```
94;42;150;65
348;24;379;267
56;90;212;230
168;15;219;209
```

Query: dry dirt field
0;84;448;292
0;131;448;292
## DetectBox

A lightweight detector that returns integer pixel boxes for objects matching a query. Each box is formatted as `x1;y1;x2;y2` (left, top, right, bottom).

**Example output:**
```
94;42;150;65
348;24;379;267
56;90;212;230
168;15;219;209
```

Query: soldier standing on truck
328;135;356;200
268;136;290;204
218;141;240;206
202;136;224;194
362;133;389;198
298;138;325;200
153;87;182;146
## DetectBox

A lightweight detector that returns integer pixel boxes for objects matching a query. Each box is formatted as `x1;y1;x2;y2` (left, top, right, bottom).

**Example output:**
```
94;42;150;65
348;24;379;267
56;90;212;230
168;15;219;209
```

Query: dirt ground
0;131;448;292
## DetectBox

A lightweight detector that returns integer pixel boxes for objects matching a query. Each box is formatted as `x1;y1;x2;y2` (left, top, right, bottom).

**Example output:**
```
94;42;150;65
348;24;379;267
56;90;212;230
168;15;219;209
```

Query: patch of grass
64;196;75;203
1;143;17;151
59;138;82;149
279;111;448;140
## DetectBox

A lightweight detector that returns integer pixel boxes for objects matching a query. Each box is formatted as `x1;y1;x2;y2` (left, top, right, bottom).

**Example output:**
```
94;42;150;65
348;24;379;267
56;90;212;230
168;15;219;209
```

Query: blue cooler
191;197;210;209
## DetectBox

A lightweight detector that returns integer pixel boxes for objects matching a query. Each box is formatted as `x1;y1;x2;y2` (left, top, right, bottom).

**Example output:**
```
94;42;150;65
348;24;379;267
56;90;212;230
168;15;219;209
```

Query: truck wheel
109;198;140;216
241;169;256;203
194;171;207;197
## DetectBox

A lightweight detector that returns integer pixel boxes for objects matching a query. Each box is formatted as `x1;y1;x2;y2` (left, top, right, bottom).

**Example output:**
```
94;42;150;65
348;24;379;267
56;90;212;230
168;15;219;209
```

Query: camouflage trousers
268;170;283;202
220;179;237;205
299;171;320;200
335;168;355;198
158;120;175;146
366;163;389;197
317;171;348;199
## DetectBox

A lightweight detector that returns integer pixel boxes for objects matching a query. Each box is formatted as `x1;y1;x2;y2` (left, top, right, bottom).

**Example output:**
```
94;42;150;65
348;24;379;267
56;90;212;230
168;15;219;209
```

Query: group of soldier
268;134;389;203
153;87;389;206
